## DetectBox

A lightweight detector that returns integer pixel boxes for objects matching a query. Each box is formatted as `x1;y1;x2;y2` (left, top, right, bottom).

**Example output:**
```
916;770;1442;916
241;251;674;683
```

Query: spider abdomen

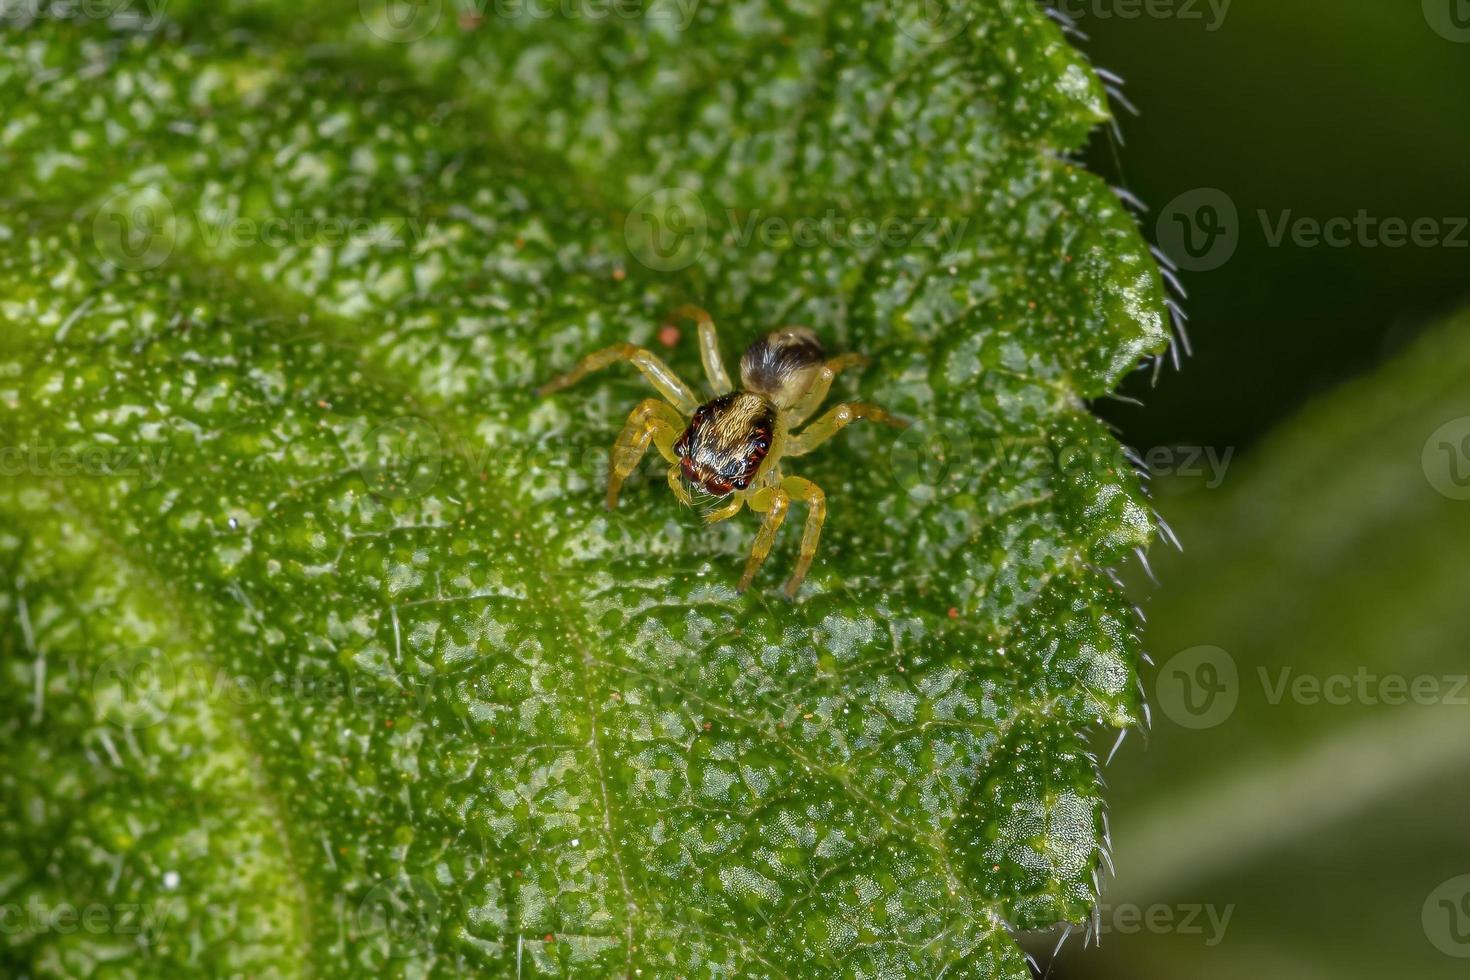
740;327;824;409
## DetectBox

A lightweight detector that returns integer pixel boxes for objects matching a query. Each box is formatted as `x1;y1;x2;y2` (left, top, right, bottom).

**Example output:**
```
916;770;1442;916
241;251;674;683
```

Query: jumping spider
538;306;906;598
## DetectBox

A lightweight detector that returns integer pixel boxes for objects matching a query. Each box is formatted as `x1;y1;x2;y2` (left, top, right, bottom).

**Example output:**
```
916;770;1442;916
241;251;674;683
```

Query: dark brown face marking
674;392;775;497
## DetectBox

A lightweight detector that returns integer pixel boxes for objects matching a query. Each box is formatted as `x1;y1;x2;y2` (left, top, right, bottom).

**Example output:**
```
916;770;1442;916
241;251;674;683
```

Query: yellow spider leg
738;484;790;592
779;475;826;598
538;342;701;415
787;353;870;426
670;304;732;395
785;402;908;457
702;494;744;525
608;399;685;509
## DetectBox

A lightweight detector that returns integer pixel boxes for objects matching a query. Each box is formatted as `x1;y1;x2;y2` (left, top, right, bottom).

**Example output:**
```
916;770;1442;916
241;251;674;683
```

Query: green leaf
0;4;1167;976
1087;311;1470;979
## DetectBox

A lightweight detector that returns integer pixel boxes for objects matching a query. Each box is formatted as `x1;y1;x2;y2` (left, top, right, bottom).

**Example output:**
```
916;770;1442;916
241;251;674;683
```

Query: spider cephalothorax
674;392;776;497
538;305;906;597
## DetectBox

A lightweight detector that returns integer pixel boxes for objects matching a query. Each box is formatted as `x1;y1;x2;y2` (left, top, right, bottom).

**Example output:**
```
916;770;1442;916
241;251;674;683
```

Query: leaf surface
0;4;1166;976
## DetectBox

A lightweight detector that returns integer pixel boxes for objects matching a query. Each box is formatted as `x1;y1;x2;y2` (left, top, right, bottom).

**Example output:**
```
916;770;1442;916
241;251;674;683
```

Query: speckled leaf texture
0;2;1169;977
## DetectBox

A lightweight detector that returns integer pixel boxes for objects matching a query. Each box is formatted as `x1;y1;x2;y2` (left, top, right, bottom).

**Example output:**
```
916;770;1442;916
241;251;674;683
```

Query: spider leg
538;342;700;414
737;484;790;592
702;494;744;524
670;304;732;395
608;399;685;509
785;401;908;457
787;353;870;427
779;475;826;598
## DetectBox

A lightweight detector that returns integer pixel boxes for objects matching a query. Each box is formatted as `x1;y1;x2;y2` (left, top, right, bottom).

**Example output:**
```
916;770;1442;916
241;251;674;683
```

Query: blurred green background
1049;2;1470;977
